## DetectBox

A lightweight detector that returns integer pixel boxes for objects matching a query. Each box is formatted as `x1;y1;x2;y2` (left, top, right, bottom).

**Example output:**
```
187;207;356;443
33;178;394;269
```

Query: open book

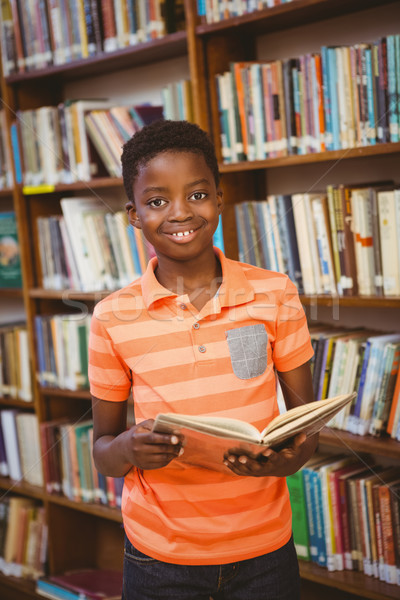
153;393;356;473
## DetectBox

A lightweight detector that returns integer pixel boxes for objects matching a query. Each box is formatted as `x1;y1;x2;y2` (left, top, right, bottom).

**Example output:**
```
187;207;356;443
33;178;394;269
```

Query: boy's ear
217;189;224;214
125;201;142;229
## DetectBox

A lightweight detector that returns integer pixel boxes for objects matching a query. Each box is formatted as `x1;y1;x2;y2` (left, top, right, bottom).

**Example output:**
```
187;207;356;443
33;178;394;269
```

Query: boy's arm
224;361;318;477
92;396;183;477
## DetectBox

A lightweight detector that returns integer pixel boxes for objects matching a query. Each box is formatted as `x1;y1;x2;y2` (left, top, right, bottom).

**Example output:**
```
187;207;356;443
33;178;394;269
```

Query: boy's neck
154;248;222;312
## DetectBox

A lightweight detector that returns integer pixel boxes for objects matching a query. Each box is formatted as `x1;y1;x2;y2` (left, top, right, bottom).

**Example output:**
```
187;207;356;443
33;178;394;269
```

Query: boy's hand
223;433;308;477
125;419;184;470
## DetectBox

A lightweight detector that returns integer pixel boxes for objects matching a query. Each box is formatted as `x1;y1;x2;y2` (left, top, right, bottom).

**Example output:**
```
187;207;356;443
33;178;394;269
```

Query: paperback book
153;393;356;472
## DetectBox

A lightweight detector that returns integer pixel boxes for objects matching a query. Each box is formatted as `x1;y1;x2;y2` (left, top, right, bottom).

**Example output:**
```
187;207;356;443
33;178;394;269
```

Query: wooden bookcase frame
0;1;399;598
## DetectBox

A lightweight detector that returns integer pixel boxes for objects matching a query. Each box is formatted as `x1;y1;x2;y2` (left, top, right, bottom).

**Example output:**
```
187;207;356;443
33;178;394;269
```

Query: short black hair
121;120;220;204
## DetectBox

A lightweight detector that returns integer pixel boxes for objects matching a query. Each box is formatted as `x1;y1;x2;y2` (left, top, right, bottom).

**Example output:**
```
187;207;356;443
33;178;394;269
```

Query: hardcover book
153;393;356;472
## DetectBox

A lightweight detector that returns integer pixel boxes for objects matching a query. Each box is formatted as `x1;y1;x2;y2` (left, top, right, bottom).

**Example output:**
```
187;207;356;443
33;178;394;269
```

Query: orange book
233;63;249;158
386;368;400;435
314;54;326;152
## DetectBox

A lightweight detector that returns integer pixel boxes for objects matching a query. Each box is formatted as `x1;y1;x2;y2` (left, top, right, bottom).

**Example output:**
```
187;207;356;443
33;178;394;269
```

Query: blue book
291;63;303;154
234;204;246;263
396;35;400;137
127;224;142;275
37;579;81;600
196;0;206;18
277;195;303;292
320;47;333;151
213;214;224;252
34;316;47;386
365;47;376;145
386;35;399;142
10;123;22;184
350;339;371;431
312;468;327;567
302;466;319;563
327;47;340;150
255;202;272;271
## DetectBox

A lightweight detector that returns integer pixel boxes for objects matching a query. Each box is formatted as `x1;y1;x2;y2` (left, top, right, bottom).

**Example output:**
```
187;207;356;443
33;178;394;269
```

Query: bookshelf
0;1;399;599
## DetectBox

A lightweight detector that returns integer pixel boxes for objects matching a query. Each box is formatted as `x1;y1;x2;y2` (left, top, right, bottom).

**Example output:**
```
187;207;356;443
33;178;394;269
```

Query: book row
40;418;124;508
0;404;126;513
0;406;125;509
309;326;400;439
36;196;224;293
216;34;400;162
37;197;154;293
197;0;294;24
0;0;185;76
0;212;22;289
0;323;32;402
0;409;43;486
13;95;183;186
235;184;400;297
35;313;91;391
36;568;123;600
288;453;400;585
0;110;13;190
0;496;47;580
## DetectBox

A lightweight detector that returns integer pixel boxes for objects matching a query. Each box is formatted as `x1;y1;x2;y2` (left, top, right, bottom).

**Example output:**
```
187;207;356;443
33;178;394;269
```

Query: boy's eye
190;192;207;201
149;198;166;207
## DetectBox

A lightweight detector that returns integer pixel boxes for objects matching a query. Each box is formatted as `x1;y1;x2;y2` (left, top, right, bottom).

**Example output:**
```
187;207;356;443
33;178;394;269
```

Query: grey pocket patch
226;324;268;379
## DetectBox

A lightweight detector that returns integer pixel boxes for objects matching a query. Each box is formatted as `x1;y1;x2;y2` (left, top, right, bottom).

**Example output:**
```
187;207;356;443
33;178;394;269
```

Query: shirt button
193;323;200;329
198;345;206;353
180;304;187;310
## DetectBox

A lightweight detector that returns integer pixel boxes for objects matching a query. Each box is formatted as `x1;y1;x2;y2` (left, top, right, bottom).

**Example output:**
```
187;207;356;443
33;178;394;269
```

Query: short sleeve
272;277;314;372
88;306;132;401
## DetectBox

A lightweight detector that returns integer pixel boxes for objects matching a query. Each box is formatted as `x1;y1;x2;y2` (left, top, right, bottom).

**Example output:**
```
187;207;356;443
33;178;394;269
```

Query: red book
43;569;122;600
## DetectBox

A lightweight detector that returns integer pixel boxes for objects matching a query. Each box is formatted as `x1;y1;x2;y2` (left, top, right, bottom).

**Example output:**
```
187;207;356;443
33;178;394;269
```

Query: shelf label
23;184;56;195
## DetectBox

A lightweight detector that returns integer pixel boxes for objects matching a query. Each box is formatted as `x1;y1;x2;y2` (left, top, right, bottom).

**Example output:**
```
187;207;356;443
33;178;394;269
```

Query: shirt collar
141;247;254;310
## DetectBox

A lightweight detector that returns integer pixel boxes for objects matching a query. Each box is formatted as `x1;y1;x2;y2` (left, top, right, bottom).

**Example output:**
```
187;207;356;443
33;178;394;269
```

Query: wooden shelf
47;494;122;523
319;429;400;460
29;288;111;301
0;188;14;197
0;574;42;600
219;142;400;172
39;386;91;400
300;295;400;308
5;31;187;84
197;0;397;36
299;560;400;600
0;288;23;298
0;397;34;408
0;476;45;500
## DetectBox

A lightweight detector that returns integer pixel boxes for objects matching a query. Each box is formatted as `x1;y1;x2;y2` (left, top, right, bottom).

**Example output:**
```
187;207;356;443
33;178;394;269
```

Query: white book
16;329;32;402
15;413;43;487
267;195;285;273
60;197;108;291
377;190;400;296
351;188;376;295
310;195;337;295
69;100;114;181
0;409;22;481
292;193;318;295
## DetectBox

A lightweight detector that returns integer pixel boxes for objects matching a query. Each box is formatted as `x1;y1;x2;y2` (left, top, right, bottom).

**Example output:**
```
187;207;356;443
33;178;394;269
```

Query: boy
89;120;317;599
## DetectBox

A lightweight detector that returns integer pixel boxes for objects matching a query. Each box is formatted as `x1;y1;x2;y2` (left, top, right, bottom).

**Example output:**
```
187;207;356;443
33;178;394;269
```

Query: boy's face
127;151;223;263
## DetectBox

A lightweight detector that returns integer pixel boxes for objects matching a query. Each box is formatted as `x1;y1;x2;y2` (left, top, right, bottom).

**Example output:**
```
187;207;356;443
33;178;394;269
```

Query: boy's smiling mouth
163;224;203;243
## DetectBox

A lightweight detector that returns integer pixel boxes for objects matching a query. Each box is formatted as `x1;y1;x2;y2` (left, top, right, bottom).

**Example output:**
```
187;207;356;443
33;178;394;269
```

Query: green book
287;470;311;560
0;212;22;288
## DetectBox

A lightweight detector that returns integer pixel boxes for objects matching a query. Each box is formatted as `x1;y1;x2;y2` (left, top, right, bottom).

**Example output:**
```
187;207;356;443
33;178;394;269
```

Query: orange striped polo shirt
89;248;314;565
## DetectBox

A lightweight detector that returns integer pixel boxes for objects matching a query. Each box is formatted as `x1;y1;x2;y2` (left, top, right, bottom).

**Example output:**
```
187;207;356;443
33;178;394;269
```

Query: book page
154;414;262;442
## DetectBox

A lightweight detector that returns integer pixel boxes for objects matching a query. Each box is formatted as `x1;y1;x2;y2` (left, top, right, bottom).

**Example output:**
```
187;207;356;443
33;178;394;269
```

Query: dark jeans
122;535;300;600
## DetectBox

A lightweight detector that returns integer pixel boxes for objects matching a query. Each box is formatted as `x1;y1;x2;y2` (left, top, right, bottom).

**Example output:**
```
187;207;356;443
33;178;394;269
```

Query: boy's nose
168;198;193;221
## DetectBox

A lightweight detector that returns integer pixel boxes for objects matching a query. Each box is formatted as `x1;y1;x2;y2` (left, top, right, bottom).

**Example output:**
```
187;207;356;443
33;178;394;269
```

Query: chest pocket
225;324;268;379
